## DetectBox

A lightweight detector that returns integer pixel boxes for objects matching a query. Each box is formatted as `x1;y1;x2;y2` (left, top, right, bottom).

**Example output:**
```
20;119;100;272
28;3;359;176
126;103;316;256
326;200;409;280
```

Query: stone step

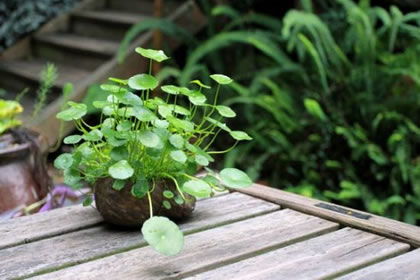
33;33;119;70
70;9;148;41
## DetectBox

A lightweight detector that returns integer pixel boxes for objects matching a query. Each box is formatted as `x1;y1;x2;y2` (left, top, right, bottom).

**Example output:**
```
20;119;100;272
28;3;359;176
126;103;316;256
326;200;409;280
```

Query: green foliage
0;99;23;135
225;1;420;224
32;63;57;117
55;49;253;255
117;1;420;224
0;62;58;136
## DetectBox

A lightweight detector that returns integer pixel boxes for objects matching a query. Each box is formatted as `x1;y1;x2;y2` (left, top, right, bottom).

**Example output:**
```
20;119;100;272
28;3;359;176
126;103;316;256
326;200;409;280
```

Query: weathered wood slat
338;248;420;280
29;209;338;280
0;204;102;250
0;193;278;279
235;184;420;247
186;227;410;280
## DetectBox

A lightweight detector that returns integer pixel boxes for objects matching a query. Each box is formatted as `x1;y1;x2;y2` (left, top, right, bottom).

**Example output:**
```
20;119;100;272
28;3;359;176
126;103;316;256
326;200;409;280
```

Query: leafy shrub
54;48;253;255
226;0;420;224
118;0;420;224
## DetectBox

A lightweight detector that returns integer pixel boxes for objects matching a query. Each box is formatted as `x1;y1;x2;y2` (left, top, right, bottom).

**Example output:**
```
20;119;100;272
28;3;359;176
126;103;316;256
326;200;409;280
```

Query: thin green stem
147;191;153;218
208;141;238;154
162;173;186;200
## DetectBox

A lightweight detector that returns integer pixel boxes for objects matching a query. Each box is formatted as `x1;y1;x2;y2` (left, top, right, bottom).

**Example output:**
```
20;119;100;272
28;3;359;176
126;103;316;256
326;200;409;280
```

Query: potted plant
54;48;253;256
0;99;50;213
0;63;58;215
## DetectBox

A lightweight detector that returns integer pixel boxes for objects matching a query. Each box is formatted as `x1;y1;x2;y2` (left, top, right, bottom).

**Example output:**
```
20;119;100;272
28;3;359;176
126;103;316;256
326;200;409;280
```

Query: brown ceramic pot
0;128;50;213
94;177;196;227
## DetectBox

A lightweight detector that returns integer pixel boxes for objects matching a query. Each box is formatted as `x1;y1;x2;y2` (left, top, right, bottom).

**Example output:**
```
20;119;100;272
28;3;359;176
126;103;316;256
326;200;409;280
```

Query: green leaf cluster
54;48;253;256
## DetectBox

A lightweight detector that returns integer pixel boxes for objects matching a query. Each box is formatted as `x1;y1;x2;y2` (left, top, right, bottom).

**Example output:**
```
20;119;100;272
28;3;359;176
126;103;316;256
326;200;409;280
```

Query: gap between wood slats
337;248;420;280
2;193;278;280
27;209;338;280
185;227;410;280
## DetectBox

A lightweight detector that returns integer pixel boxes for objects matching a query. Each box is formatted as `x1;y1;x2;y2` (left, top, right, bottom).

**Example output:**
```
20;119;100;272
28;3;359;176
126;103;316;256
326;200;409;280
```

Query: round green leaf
56;102;87;121
133;106;157;122
100;84;127;94
112;180;126;191
54;153;73;170
170;150;187;164
83;129;103;141
138;131;161;148
102;118;116;129
190;79;211;89
230;130;252;141
135;47;169;62
108;160;134;180
216;105;236;118
120;92;143;106
82;196;93;206
187;90;206;105
195;154;209;166
220;168;252;188
128;74;158;91
174;195;184;205
63;168;82;189
183;179;212;198
173;105;190;116
92;101;108;109
163;200;171;210
158;105;173;118
152;119;169;129
117;120;132;132
142;216;184;256
169;134;184;149
110;146;129;161
163;190;174;199
161;85;180;95
167;116;194;132
131;178;149;198
63;135;82;144
210;74;233;85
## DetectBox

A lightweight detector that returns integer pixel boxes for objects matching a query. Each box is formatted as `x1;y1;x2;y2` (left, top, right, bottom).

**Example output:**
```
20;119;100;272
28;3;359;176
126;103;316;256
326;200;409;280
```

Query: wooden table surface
1;185;420;280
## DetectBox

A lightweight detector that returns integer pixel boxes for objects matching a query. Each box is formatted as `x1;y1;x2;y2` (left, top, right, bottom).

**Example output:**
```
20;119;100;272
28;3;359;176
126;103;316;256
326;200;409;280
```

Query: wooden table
1;184;420;279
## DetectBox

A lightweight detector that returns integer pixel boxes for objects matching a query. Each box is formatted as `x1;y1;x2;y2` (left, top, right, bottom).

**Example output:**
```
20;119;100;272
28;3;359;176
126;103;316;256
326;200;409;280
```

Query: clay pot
94;177;196;227
0;128;50;213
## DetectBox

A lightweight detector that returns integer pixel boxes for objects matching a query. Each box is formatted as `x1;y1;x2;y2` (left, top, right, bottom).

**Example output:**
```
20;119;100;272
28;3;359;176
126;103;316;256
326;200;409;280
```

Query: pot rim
0;134;31;159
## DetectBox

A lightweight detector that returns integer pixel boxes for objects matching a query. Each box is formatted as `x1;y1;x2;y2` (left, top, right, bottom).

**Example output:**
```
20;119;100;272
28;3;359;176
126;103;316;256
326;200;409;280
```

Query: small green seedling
54;47;253;256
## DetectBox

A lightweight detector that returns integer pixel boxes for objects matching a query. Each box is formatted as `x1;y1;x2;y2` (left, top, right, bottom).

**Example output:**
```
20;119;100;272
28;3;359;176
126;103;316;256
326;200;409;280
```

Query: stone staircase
0;0;204;145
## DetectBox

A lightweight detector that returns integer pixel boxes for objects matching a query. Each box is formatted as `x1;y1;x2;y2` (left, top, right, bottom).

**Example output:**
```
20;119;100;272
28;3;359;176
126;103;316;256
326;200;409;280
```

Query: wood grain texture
338;248;420;280
0;204;102;250
235;184;420;247
30;209;338;280
0;193;278;279
186;227;410;280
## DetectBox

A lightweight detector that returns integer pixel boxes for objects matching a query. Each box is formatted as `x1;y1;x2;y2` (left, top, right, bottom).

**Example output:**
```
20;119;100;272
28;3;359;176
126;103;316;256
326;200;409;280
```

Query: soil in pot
94;177;196;227
0;128;51;213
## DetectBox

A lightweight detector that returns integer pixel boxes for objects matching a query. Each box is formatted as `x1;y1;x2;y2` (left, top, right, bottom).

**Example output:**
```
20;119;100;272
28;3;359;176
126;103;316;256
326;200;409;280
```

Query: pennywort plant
54;48;253;255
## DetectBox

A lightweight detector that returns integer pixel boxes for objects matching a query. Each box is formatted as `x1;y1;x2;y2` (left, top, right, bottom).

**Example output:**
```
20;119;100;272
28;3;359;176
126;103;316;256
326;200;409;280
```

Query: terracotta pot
94;177;196;227
0;128;51;213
